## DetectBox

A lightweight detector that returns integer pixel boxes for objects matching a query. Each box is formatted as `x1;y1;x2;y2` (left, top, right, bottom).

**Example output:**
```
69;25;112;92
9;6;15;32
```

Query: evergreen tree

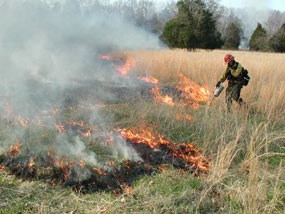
269;23;285;52
249;23;270;51
163;18;189;48
223;22;242;49
161;0;223;50
198;10;223;49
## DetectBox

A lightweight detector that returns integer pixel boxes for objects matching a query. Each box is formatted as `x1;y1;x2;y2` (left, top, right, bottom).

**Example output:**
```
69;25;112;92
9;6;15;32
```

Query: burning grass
0;119;209;194
0;49;284;213
117;49;285;121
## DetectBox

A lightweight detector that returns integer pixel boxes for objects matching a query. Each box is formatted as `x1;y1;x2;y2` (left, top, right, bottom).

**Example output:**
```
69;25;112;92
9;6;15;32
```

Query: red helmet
224;54;234;64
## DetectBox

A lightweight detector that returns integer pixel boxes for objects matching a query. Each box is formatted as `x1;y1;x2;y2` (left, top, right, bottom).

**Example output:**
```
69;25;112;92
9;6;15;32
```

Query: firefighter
216;54;247;112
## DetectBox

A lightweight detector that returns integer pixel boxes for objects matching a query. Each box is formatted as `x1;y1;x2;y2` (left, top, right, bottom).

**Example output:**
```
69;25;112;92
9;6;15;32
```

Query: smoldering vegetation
0;0;161;116
0;1;209;190
0;0;162;173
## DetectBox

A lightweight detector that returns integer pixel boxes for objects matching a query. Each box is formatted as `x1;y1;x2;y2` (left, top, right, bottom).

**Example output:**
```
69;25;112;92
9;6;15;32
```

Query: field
0;49;284;213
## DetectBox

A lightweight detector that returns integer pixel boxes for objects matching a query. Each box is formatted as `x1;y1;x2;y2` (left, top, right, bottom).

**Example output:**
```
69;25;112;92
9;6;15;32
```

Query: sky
155;0;285;12
219;0;285;11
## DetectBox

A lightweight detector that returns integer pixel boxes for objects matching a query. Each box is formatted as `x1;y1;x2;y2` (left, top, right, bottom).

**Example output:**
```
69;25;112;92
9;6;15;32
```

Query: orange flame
51;179;56;188
119;128;163;149
55;160;73;180
10;140;21;155
28;158;35;169
56;123;65;133
100;55;135;75
79;160;86;167
177;73;210;108
100;55;112;60
121;184;132;194
118;127;209;174
185;114;193;121
151;86;174;107
100;55;210;110
139;76;175;107
55;120;95;137
83;129;92;137
139;76;159;84
47;151;75;180
157;165;168;172
93;167;104;175
176;113;193;122
115;58;135;75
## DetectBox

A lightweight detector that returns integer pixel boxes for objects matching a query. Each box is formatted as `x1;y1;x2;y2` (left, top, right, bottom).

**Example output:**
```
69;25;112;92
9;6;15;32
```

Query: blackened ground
0;137;207;193
0;152;155;193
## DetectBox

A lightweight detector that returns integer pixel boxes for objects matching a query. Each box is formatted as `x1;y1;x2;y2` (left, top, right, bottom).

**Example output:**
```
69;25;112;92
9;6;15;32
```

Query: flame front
100;55;135;75
151;86;175;107
118;128;209;175
0;55;211;194
55;120;96;137
116;57;135;75
10;140;21;155
139;76;159;84
177;73;210;108
100;55;210;109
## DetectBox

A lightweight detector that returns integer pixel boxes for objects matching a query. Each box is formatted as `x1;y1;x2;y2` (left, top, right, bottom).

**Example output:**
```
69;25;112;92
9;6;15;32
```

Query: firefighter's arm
231;63;242;77
216;67;229;86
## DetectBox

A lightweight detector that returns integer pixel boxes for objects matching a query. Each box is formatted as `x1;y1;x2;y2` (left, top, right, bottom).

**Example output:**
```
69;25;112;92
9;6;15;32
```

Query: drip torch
208;83;224;106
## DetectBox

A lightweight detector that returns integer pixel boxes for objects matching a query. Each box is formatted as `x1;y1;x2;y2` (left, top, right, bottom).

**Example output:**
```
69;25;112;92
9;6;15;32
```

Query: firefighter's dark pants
226;81;243;111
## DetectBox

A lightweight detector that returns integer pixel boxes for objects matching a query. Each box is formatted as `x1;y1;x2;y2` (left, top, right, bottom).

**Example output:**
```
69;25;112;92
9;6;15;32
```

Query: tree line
160;0;285;52
249;22;285;52
90;0;285;52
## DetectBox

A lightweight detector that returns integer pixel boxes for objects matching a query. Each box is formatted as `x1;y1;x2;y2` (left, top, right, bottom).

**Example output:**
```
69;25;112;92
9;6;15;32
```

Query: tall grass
113;49;285;213
0;49;284;213
118;49;285;121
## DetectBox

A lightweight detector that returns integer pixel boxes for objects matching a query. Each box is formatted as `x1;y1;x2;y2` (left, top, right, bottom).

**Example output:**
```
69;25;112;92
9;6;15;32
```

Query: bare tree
265;10;285;37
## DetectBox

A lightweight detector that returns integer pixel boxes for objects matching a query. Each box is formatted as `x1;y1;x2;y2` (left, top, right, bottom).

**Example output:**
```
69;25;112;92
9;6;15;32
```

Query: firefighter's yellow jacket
219;62;243;83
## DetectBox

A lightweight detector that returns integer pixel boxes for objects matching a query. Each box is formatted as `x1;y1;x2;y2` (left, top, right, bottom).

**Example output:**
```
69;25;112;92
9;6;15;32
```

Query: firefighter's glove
216;81;221;87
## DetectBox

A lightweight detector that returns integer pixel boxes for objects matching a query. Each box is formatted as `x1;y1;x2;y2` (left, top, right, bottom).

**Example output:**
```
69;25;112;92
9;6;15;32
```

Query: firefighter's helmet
224;54;234;64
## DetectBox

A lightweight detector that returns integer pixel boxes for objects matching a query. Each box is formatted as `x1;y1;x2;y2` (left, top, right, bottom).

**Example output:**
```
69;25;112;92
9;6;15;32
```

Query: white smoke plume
0;0;161;109
110;136;143;162
219;0;284;48
0;0;160;167
55;135;99;166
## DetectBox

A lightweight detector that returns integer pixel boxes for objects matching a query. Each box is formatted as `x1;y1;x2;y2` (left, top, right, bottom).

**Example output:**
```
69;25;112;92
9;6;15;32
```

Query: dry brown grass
113;49;285;213
116;49;285;120
1;49;284;213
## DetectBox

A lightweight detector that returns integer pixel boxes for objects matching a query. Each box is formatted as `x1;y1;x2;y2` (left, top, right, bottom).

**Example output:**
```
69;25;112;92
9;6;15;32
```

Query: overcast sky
155;0;285;12
220;0;285;11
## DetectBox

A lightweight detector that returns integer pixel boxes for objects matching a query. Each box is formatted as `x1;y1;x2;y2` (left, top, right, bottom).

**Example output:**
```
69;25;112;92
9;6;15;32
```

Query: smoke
220;0;282;48
0;0;160;168
55;135;99;165
0;0;160;102
230;0;268;10
238;8;271;48
220;0;275;10
110;136;143;162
